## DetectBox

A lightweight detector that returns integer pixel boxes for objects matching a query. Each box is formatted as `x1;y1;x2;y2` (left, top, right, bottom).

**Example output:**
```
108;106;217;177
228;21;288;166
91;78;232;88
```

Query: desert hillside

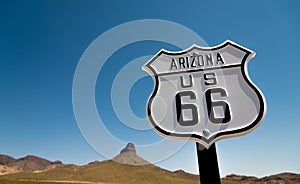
1;143;299;184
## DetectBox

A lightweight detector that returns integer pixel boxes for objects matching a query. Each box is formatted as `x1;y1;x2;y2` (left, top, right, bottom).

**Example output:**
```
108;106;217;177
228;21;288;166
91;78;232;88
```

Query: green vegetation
0;178;265;184
0;161;199;184
1;161;299;184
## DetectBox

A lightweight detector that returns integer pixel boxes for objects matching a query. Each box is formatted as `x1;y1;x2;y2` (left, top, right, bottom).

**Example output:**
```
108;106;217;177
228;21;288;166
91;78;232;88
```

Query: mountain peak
112;143;149;165
0;154;16;165
120;143;136;154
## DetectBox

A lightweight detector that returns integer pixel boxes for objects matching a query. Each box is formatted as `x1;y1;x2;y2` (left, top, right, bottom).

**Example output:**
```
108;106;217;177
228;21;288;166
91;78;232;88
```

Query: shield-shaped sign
142;40;266;148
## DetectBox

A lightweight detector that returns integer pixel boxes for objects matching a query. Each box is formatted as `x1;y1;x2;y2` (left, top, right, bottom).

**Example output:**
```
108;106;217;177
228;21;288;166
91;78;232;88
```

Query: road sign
143;40;266;148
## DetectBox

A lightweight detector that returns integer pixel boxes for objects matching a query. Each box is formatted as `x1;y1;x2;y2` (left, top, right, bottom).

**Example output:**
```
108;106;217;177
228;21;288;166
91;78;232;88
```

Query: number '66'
175;73;231;126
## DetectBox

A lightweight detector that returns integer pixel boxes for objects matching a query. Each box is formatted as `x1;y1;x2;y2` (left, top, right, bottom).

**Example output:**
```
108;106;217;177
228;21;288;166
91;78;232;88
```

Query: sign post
197;143;220;184
143;40;266;184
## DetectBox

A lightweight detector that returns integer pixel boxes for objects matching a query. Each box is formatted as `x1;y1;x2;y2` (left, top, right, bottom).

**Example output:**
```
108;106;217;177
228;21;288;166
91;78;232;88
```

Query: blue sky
0;0;300;178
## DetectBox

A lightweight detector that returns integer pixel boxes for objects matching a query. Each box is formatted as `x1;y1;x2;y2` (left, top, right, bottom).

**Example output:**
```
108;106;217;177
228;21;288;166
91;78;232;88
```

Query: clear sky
0;0;299;178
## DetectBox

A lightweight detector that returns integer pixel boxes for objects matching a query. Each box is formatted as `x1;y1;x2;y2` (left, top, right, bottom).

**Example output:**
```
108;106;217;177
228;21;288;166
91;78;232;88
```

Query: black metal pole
196;143;221;184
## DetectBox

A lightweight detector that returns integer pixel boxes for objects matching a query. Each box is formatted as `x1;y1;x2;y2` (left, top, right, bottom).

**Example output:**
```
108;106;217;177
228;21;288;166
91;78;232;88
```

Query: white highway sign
143;40;266;148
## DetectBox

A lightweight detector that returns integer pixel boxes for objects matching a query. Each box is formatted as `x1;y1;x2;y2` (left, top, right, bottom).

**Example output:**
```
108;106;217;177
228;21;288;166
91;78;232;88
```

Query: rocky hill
0;155;16;165
112;143;149;165
0;154;63;175
225;172;300;184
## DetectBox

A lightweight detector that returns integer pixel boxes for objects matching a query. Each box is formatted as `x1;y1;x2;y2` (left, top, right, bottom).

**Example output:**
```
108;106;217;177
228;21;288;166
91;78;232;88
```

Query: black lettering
216;53;224;64
206;54;213;65
204;73;217;86
190;56;197;67
180;75;193;88
179;57;185;69
197;55;204;66
205;88;231;124
170;58;178;70
176;91;198;126
186;57;189;68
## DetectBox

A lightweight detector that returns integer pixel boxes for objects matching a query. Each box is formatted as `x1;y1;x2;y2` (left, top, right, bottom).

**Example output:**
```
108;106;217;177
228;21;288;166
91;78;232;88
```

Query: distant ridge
225;172;300;184
0;154;63;173
1;144;300;184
